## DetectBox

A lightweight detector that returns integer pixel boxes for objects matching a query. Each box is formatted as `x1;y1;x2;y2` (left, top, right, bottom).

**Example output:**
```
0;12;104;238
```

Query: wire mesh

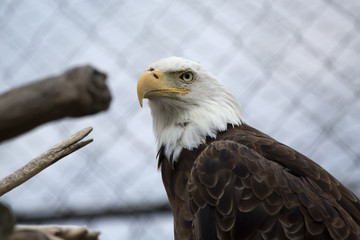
0;0;360;239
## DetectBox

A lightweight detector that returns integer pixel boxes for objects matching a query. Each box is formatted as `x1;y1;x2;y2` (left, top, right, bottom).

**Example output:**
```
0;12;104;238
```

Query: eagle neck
149;97;243;162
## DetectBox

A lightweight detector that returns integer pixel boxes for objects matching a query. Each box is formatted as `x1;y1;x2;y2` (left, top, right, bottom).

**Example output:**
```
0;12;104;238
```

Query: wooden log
0;66;111;142
9;225;100;240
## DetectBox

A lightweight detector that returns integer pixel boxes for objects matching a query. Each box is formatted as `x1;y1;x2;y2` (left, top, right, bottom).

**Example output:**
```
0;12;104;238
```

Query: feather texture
159;124;360;240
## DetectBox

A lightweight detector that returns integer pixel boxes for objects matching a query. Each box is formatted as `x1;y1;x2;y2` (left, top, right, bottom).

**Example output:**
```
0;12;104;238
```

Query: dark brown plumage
159;124;360;240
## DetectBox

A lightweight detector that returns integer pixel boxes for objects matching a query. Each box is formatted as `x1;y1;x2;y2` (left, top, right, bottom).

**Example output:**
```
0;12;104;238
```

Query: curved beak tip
138;95;143;107
137;86;144;107
137;70;159;108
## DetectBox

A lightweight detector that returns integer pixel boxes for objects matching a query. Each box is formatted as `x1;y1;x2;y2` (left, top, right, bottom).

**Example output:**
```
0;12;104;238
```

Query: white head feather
145;57;243;161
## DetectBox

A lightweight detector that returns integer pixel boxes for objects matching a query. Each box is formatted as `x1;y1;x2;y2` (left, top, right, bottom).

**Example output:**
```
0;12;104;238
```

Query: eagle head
137;57;243;161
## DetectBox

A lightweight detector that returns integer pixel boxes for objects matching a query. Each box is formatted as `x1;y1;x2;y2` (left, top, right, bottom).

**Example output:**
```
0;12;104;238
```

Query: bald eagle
137;57;360;239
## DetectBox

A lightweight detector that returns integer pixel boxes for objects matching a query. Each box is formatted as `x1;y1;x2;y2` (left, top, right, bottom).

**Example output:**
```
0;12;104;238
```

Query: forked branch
0;127;93;196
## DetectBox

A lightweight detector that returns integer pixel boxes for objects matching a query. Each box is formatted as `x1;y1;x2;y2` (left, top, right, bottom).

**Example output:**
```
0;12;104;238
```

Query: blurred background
0;0;359;239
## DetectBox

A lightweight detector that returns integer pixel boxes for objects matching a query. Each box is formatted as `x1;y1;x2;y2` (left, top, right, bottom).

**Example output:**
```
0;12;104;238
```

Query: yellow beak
137;68;189;107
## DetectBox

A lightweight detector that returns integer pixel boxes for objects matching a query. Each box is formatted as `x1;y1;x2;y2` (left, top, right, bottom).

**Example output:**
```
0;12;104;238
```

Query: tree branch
0;127;93;196
16;203;172;223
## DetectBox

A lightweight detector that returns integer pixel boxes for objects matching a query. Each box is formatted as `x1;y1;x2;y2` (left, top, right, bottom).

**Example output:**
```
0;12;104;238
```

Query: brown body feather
159;124;360;240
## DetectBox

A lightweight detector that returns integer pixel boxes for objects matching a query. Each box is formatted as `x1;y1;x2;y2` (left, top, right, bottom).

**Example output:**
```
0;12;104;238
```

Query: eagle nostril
148;67;159;79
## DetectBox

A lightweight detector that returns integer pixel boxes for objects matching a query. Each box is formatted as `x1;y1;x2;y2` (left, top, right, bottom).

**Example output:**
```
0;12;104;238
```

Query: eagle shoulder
187;136;360;239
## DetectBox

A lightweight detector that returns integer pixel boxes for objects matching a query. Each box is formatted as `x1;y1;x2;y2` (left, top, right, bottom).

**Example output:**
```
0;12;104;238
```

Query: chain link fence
1;0;359;239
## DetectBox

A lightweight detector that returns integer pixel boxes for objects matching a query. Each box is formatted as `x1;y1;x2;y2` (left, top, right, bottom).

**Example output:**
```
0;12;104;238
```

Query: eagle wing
188;139;360;239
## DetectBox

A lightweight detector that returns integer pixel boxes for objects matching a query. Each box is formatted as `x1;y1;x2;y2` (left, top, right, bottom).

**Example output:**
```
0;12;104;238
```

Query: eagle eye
179;71;194;82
